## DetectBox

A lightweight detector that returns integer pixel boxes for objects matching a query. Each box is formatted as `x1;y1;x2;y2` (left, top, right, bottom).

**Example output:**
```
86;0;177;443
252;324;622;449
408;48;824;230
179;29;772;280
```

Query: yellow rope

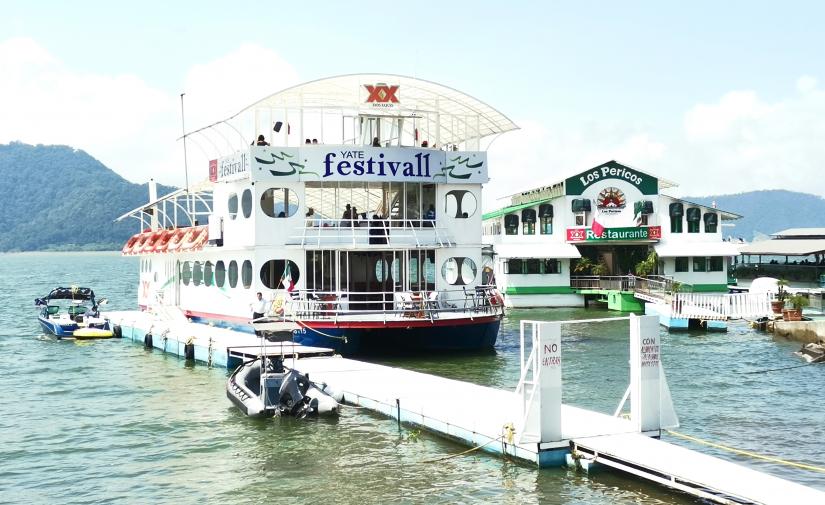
420;434;504;464
666;429;825;473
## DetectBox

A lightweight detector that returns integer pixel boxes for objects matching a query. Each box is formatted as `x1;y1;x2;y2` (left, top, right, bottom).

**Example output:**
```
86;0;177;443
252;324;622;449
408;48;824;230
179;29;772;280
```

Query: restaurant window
669;203;684;233
522;209;536;235
542;259;561;274
261;188;298;218
505;258;523;274
504;214;519;235
228;193;238;220
692;257;707;272
686;208;701;233
525;258;541;274
675;257;689;272
704;212;719;233
708;257;724;272
539;204;553;234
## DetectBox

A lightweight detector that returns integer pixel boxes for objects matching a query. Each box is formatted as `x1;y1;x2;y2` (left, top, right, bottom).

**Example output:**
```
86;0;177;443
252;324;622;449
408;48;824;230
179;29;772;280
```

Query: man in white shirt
251;292;268;335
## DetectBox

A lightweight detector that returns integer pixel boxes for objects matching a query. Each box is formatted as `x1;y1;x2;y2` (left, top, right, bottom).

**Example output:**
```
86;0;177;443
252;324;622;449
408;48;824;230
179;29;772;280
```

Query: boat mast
180;92;193;224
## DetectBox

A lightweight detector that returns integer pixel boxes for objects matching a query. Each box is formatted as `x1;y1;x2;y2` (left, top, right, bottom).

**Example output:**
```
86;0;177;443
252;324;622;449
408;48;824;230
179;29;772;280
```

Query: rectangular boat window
708;256;724;271
675;257;689;272
693;257;707;272
704;212;718;233
504;214;519;235
525;259;540;274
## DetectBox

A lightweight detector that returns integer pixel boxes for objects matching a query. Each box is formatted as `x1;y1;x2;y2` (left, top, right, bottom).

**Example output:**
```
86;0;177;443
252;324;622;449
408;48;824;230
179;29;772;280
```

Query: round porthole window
241;189;253;219
442;257;477;285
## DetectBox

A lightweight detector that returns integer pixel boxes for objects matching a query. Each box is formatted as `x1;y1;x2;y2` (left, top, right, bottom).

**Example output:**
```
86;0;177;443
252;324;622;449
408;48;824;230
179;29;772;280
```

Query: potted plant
771;279;788;314
783;293;809;321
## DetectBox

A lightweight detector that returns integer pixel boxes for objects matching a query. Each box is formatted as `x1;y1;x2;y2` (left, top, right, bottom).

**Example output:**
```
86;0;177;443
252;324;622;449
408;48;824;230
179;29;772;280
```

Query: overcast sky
2;1;824;203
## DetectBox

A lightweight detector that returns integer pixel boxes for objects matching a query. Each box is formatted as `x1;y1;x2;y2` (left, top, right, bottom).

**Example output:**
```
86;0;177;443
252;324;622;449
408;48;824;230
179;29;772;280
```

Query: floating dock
105;310;825;504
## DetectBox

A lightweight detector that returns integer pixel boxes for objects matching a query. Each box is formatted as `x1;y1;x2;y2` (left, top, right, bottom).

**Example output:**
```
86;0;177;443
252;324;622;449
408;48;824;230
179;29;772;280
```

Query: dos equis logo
596;187;626;212
365;83;399;107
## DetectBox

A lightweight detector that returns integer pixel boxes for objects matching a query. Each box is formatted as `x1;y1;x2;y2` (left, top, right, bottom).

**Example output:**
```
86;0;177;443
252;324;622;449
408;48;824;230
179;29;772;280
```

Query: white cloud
672;78;825;196
485;120;666;209
0;38;300;187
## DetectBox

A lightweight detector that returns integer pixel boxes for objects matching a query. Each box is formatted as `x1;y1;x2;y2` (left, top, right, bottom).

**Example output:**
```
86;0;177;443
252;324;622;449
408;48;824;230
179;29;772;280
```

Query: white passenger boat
119;74;515;354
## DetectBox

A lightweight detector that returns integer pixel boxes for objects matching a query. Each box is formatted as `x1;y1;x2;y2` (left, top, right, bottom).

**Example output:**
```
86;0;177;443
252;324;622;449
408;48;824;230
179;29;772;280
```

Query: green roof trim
483;197;555;220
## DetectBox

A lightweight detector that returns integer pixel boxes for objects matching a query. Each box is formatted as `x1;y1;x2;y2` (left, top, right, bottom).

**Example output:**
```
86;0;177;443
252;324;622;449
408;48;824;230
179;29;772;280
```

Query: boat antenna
180;92;193;220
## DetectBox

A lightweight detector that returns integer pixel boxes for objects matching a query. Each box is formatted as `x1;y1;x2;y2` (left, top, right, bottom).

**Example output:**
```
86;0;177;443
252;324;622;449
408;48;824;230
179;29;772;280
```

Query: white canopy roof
739;239;825;256
771;228;825;239
654;242;741;257
235;73;518;144
493;242;582;259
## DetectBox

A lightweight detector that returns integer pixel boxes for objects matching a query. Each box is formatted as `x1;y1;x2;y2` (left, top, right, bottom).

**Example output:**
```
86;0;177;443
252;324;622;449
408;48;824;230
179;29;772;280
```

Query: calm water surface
1;252;822;504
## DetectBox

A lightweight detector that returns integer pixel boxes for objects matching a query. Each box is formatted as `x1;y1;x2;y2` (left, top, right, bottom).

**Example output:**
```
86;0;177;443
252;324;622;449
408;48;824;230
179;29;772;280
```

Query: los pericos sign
565;161;658;195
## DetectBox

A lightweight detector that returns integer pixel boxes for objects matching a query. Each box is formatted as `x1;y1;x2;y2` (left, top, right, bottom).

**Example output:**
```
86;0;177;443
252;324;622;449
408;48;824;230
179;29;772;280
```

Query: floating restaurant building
482;161;741;308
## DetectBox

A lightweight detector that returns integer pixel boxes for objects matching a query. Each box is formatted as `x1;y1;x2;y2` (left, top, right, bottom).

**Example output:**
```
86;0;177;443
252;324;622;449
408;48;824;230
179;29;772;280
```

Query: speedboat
35;287;112;339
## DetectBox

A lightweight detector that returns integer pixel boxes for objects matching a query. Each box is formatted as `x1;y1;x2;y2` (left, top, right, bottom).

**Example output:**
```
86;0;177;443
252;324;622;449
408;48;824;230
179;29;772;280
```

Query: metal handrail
288;218;455;248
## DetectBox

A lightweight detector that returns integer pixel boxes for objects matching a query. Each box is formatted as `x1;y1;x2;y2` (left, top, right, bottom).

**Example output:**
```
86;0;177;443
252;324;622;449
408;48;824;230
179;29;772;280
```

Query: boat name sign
209;151;250;183
242;146;489;184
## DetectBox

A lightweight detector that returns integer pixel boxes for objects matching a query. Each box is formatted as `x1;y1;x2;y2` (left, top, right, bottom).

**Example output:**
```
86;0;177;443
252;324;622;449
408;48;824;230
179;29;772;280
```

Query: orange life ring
167;228;191;252
139;230;165;254
181;226;208;251
488;289;504;306
152;229;176;253
129;233;150;255
122;233;140;255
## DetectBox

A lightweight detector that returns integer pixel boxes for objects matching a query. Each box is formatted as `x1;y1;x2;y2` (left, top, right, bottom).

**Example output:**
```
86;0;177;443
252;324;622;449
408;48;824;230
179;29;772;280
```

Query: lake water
1;252;822;504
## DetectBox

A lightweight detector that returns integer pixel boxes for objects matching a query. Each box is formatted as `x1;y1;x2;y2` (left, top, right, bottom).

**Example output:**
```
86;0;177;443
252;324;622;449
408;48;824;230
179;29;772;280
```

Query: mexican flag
280;263;295;292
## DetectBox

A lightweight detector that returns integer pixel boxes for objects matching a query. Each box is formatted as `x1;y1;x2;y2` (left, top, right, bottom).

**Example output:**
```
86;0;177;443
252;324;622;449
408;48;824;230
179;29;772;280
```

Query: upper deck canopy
186;74;518;156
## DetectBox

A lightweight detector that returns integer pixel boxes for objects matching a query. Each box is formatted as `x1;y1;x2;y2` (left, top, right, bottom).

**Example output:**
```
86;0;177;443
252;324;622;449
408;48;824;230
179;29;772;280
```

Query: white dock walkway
572;433;825;505
290;355;639;464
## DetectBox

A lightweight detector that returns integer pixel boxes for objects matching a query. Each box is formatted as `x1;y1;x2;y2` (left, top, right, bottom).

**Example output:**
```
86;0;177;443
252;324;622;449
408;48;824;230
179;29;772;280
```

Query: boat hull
187;311;501;355
37;316;77;338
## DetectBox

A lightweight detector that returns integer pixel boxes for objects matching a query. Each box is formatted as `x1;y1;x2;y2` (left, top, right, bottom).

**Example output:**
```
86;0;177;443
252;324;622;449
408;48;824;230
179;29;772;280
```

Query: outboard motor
278;369;312;417
277;369;340;417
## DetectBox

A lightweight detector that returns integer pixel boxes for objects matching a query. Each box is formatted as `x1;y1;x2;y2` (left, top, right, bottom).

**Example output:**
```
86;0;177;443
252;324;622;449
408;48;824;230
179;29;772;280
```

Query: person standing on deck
250;292;268;336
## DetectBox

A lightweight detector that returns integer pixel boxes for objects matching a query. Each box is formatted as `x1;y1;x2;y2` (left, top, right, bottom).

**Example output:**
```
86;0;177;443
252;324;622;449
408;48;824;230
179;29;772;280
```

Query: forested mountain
0;142;176;252
2;142;824;251
684;190;825;241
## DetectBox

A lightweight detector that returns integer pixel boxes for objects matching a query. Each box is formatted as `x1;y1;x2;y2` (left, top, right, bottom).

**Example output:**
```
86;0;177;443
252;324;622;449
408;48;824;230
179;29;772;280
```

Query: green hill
684;190;825;241
0;142;177;252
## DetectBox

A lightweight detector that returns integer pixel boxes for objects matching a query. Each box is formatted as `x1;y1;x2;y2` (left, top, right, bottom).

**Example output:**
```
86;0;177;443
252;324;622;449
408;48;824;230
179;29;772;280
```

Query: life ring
488;289;504;307
271;296;285;316
166;227;190;252
140;230;165;254
129;233;151;255
152;229;176;254
122;233;140;255
181;226;208;251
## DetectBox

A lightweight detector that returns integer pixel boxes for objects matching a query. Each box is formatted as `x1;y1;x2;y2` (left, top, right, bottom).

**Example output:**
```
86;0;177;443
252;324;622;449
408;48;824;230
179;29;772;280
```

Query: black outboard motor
278;369;312;417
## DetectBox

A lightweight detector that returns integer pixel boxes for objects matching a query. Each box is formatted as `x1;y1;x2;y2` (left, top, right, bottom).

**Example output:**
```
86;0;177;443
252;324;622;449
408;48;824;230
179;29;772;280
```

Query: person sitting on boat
371;137;380;147
250;292;268;336
305;138;312;144
306;207;318;227
341;204;352;227
424;204;435;227
352;207;360;227
256;135;269;146
312;138;319;144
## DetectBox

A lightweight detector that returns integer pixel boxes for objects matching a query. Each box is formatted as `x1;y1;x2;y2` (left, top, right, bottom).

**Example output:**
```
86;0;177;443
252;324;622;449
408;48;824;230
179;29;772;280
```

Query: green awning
483;197;555;220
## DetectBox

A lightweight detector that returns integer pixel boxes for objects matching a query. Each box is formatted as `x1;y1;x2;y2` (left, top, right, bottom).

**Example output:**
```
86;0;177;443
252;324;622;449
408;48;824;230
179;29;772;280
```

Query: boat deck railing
286;218;455;248
258;286;504;324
